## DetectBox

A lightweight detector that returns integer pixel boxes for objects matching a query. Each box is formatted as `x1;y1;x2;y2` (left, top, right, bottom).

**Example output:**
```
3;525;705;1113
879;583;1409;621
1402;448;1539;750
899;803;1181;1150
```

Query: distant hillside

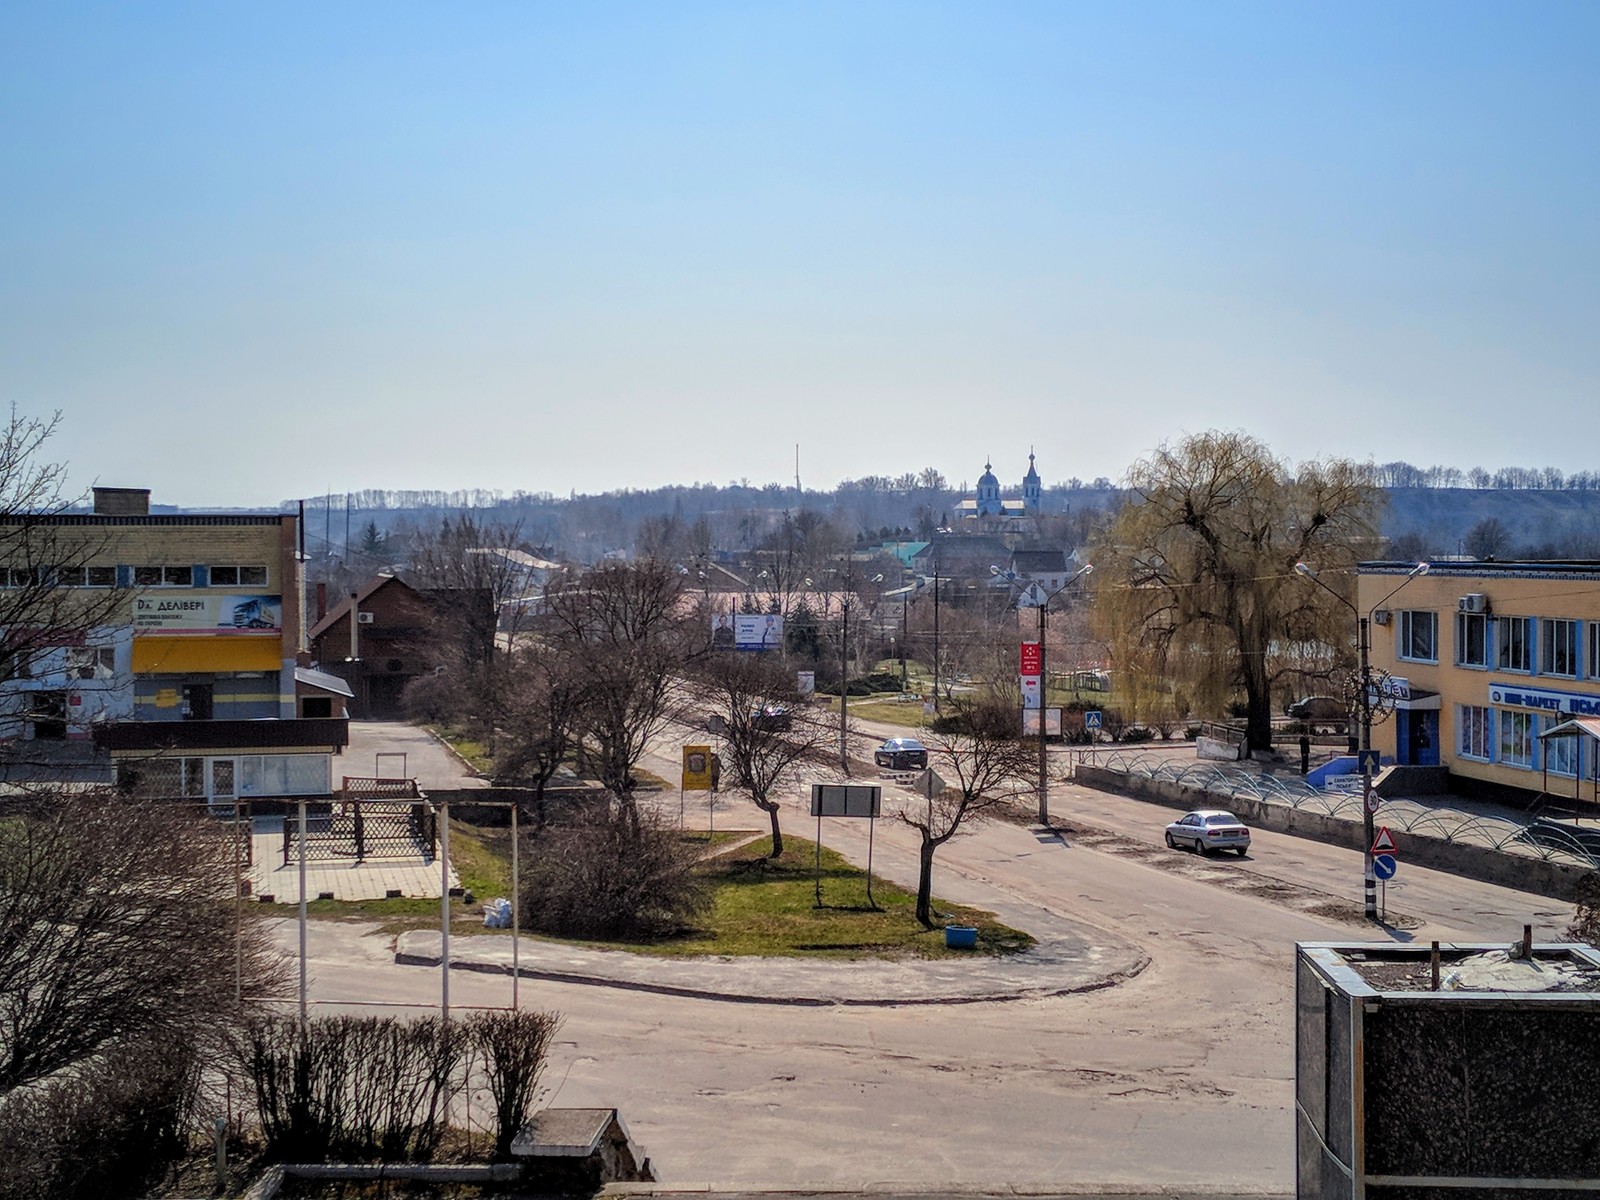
1383;488;1600;558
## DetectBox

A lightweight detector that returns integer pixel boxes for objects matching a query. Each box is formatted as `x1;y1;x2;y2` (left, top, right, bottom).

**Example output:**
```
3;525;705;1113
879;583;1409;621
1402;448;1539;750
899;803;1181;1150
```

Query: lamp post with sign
1295;560;1429;920
992;562;1094;826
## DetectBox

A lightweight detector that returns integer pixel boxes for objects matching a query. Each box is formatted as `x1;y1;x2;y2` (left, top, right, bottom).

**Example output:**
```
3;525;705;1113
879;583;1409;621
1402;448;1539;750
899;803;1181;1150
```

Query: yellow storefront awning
133;636;283;674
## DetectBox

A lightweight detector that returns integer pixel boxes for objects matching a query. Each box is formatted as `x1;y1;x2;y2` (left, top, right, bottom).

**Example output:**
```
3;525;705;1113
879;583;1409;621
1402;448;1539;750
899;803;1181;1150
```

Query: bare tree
538;560;689;824
494;641;586;829
0;792;284;1094
1095;432;1382;752
691;652;832;858
0;410;139;768
898;696;1038;928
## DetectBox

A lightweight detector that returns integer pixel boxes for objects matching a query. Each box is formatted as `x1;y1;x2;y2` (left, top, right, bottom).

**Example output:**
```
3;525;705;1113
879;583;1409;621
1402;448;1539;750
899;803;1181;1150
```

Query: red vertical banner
1020;641;1042;677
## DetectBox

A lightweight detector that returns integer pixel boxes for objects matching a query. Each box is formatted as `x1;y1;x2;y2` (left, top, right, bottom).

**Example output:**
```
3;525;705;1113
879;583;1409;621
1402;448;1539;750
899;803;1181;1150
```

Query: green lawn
592;834;1033;960
274;829;1032;958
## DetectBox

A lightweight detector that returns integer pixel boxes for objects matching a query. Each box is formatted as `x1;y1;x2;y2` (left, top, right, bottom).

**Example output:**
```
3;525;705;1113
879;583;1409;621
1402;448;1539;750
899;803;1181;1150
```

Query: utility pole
931;562;941;715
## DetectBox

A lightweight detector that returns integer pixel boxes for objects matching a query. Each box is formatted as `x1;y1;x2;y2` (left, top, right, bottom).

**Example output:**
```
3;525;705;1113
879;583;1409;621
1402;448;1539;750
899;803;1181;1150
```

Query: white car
1165;809;1251;856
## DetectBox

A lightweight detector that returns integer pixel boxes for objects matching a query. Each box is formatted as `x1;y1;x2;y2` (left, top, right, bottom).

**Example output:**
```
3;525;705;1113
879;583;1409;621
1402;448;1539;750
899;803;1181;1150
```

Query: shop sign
133;594;282;634
1489;683;1600;716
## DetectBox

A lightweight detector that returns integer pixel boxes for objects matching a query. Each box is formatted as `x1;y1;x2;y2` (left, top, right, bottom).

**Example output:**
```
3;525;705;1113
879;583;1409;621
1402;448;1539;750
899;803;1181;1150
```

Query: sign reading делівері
133;594;282;634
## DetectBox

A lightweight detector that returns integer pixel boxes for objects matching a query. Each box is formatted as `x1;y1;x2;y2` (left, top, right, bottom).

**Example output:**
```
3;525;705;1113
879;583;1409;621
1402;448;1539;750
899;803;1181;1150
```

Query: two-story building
0;486;348;802
1360;559;1600;806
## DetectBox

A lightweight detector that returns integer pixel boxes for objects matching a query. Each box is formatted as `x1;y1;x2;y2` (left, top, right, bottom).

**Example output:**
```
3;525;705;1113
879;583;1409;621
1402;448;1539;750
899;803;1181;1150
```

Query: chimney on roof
92;487;150;516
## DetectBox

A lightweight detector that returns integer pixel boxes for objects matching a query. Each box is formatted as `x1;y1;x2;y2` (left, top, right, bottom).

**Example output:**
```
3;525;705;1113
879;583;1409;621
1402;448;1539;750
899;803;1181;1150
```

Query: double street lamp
1294;559;1429;921
993;562;1095;826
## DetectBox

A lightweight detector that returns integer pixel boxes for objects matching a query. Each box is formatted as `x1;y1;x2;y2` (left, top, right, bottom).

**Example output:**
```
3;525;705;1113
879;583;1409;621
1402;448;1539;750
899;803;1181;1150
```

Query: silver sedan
1165;809;1251;856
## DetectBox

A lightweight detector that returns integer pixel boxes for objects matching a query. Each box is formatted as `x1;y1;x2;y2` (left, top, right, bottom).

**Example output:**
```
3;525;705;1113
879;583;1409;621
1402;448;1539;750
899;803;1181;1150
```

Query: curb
393;946;1151;1008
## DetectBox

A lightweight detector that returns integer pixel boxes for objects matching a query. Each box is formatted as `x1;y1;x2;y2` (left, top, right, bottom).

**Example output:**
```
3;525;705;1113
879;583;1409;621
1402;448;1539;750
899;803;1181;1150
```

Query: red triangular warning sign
1371;826;1397;855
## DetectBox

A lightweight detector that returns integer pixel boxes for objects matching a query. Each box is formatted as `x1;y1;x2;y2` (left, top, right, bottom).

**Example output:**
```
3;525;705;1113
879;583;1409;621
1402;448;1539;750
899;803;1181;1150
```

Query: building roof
1011;549;1068;574
308;574;414;641
295;666;355;698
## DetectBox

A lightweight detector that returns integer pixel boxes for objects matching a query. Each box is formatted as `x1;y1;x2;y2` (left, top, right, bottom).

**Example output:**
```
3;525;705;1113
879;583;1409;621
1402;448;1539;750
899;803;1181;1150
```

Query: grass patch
264;827;1032;959
571;835;1032;960
426;725;492;773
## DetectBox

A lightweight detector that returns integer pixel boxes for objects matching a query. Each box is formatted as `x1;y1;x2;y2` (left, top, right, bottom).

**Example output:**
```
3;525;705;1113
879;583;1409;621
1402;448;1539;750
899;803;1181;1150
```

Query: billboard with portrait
734;613;784;651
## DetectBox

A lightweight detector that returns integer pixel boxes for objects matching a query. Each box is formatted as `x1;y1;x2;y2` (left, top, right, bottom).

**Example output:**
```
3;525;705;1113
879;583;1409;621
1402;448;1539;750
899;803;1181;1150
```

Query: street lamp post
994;563;1094;826
1295;560;1429;920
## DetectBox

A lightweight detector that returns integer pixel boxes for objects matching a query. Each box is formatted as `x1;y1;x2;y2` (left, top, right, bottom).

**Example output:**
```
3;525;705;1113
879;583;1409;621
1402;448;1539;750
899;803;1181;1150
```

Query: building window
1;568;42;587
135;566;194;587
1399;610;1437;662
67;646;116;680
1544;717;1578;777
1455;613;1489;668
1499;709;1535;768
1458;705;1491;760
209;564;268;587
240;754;330;797
55;565;117;587
1541;619;1580;677
1496;616;1532;672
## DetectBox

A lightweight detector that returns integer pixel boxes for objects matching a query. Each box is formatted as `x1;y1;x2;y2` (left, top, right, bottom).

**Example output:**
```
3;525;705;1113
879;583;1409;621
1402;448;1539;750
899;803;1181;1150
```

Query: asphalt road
288;721;1574;1195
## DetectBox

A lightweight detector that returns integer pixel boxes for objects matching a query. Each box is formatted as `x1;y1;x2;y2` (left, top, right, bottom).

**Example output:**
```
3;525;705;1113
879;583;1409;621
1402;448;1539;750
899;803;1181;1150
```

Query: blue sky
3;2;1596;506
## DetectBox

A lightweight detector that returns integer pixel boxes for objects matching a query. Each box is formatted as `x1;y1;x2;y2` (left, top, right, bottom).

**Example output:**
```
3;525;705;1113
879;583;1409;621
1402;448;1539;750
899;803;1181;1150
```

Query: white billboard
734;613;784;651
133;594;282;635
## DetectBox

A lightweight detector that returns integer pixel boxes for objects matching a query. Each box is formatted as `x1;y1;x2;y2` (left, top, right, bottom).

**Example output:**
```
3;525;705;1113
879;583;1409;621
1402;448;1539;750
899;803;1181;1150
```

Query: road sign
1373;853;1398;881
912;768;947;799
1358;748;1381;774
1084;710;1103;731
1371;826;1398;855
682;745;712;792
1365;792;1381;814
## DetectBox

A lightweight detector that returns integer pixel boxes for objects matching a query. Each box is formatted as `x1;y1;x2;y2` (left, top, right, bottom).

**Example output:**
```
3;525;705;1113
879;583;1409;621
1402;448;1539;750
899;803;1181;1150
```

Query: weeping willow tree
1094;432;1382;753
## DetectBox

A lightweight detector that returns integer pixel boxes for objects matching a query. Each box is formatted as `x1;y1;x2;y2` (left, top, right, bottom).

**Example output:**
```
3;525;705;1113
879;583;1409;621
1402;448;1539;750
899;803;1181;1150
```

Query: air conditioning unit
357;611;375;624
1459;594;1488;614
1372;609;1392;626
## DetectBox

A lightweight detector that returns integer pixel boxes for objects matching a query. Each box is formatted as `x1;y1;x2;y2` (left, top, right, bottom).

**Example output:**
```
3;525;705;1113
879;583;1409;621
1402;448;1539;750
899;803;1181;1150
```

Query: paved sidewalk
394;894;1148;1006
248;814;460;903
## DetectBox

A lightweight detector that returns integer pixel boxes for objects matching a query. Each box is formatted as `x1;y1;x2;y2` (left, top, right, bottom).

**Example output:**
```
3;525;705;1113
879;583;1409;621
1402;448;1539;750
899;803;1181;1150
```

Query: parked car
1286;695;1347;720
750;704;791;732
874;737;929;770
1165;809;1251;856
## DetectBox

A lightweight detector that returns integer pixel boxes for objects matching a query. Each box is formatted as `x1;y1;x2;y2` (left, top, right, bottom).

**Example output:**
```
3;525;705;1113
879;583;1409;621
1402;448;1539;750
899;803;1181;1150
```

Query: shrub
0;1043;195;1200
249;1015;467;1163
1567;872;1600;946
521;807;710;940
466;1010;563;1160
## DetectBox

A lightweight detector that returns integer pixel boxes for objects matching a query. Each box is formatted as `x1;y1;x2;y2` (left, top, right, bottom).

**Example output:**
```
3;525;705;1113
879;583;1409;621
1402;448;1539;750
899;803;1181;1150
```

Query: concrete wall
1076;764;1592;902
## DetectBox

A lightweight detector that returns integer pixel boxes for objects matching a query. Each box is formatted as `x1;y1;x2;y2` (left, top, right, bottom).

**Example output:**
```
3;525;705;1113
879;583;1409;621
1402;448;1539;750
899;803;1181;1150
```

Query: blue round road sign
1373;853;1398;881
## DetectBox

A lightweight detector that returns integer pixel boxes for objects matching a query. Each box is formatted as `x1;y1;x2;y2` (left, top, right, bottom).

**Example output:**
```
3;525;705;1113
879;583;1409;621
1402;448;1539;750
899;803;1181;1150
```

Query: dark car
750;704;791;732
874;737;928;771
1287;695;1347;720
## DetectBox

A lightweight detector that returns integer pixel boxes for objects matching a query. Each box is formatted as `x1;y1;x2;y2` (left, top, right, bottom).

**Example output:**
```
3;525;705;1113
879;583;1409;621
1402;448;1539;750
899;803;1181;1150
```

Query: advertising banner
682;745;713;792
1022;708;1063;737
1019;641;1042;676
711;613;736;649
734;613;784;651
133;594;282;634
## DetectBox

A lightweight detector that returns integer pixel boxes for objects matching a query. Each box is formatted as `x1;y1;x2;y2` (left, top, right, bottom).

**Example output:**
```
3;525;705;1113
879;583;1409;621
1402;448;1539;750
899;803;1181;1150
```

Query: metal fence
281;798;436;865
1092;750;1600;873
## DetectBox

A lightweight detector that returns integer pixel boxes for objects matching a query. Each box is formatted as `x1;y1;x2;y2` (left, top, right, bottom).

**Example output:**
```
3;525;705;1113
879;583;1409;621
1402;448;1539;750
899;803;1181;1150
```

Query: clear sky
3;2;1596;507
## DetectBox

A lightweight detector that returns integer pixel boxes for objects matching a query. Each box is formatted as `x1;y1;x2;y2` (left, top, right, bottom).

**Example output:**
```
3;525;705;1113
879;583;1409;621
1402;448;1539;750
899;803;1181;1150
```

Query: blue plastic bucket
944;925;978;949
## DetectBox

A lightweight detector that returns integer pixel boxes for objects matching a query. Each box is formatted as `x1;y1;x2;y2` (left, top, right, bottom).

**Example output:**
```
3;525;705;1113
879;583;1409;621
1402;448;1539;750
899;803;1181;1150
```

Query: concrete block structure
1298;940;1600;1199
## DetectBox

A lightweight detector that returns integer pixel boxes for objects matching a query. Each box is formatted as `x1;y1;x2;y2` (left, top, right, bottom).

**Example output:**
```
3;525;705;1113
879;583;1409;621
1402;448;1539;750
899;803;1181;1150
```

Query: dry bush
0;1042;196;1200
520;807;709;940
466;1009;563;1159
1567;872;1600;946
248;1011;563;1165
